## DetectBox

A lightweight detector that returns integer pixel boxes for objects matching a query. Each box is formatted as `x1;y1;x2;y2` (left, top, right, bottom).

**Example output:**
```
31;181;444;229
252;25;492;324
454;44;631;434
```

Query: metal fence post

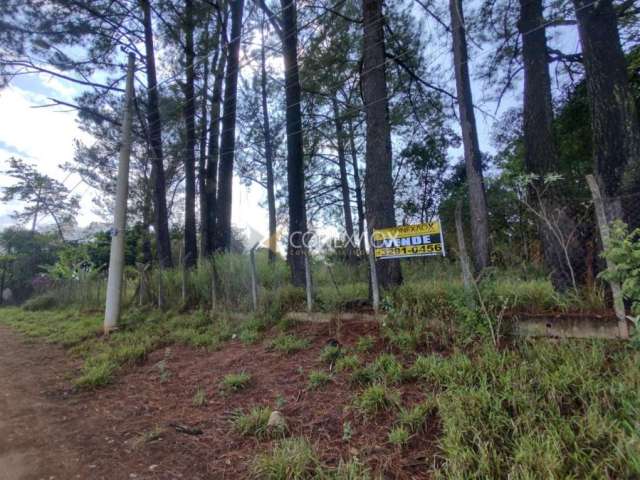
367;221;380;314
304;250;313;313
250;243;259;311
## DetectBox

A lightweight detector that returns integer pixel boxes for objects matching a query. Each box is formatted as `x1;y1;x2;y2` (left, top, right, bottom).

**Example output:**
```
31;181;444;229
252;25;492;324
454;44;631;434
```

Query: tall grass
419;340;640;478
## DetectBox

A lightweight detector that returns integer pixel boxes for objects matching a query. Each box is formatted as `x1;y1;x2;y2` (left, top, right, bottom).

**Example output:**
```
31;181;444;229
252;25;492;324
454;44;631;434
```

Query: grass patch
431;341;640;478
351;353;404;385
396;401;434;433
251;437;318;479
308;370;332;389
231;406;271;438
335;354;361;372
353;383;401;415
355;335;375;353
270;334;311;354
319;344;343;364
387;425;410;447
75;356;118;388
221;371;252;392
192;387;207;406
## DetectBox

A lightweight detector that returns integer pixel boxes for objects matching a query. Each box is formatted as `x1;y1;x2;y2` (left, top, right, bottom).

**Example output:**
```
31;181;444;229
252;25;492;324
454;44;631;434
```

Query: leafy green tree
2;158;80;240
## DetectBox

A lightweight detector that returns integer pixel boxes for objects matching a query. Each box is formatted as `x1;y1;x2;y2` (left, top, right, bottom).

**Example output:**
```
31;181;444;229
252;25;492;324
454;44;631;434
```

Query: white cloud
0;82;100;228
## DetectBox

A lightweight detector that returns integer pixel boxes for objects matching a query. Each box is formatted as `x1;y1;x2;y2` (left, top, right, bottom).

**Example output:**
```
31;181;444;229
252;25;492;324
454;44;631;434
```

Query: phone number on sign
375;243;442;258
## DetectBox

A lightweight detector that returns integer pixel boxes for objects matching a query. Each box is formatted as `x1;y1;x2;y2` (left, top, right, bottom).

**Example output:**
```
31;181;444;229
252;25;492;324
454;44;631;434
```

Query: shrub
601;221;640;316
22;293;60;311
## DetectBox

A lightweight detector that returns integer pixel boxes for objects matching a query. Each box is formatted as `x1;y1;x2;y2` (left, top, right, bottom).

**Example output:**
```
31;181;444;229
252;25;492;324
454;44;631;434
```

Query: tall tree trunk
260;17;277;263
140;0;173;267
183;0;198;267
203;19;227;257
141;174;153;265
361;0;402;288
449;0;490;272
280;0;308;287
520;0;578;290
333;98;355;261
573;0;640;227
348;118;366;253
198;26;210;257
215;0;244;251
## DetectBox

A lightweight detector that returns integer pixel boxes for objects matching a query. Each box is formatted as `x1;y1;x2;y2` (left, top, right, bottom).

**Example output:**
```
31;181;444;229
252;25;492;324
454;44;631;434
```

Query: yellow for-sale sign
372;221;445;260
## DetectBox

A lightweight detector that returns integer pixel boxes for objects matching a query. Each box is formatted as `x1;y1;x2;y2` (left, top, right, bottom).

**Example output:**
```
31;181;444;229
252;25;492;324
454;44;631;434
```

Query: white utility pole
104;52;135;334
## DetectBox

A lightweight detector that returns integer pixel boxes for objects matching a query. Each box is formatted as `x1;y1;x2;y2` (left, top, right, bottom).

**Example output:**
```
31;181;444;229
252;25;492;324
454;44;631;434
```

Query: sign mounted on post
372;221;445;260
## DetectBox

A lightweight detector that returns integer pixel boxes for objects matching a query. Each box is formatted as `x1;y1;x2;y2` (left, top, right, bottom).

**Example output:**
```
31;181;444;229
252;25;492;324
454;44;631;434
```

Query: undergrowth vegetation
1;266;637;478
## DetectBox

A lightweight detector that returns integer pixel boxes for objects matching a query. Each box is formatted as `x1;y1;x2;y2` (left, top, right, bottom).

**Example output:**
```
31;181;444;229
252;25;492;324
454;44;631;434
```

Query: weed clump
231;406;271;438
221;371;252;392
387;425;410;447
353;383;401;415
308;370;332;390
335;354;361;372
319;344;342;364
252;437;318;479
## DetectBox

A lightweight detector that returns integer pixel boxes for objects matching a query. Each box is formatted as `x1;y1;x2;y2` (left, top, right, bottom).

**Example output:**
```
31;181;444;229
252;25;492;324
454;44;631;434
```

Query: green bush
22;293;60;311
601;221;640;316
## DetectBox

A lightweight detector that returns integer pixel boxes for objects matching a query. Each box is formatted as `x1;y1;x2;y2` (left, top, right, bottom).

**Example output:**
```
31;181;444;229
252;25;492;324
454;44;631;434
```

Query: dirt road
0;325;100;480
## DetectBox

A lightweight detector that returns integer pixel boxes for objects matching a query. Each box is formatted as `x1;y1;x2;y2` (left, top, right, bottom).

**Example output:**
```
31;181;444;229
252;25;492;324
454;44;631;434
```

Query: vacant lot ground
0;319;437;479
1;307;639;479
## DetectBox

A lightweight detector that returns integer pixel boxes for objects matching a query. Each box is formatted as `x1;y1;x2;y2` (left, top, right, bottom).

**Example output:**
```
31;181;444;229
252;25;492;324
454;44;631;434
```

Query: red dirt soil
0;321;440;479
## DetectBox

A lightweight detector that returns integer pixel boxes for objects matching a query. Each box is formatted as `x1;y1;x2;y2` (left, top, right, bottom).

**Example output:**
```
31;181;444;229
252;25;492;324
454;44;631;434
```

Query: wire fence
19;175;640;342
